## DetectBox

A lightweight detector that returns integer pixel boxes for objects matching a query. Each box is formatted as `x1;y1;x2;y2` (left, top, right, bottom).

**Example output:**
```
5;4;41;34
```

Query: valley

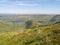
0;14;60;45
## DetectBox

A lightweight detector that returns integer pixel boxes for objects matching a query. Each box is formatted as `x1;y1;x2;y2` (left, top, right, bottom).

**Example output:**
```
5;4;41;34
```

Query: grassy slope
0;23;60;45
0;15;60;45
0;20;25;32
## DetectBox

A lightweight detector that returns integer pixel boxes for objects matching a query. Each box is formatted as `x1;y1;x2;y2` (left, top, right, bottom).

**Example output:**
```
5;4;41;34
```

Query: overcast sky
0;0;60;14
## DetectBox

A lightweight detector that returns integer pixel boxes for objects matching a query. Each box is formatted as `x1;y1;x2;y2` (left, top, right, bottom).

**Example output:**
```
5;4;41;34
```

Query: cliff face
50;15;60;24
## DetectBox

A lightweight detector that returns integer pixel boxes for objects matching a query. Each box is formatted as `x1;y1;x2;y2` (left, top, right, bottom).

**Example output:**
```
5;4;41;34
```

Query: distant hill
50;15;60;24
0;15;60;32
0;15;59;24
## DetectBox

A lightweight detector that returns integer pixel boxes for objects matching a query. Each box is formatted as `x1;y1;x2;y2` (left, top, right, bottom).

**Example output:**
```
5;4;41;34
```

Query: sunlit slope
0;23;60;45
0;20;25;32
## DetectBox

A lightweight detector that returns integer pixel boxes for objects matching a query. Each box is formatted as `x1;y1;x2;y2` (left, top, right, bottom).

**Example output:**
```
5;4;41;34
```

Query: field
0;15;60;45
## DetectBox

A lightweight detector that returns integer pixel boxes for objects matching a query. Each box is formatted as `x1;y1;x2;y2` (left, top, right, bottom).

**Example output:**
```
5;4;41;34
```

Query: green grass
0;23;60;45
0;20;25;32
0;15;60;45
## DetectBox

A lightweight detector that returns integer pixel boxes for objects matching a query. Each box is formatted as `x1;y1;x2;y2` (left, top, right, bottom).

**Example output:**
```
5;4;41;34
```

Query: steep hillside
0;15;60;45
50;15;60;24
0;23;60;45
0;20;25;32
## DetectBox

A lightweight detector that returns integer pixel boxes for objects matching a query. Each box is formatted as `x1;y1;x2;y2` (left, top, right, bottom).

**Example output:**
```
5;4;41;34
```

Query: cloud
15;3;38;6
0;0;39;7
0;0;7;2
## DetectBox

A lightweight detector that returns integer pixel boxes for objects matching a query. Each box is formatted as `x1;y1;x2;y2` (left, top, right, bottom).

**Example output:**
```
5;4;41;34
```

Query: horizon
0;13;60;16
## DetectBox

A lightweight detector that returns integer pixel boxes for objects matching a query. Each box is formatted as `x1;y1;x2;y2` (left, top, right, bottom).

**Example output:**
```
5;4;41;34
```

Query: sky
0;0;60;14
